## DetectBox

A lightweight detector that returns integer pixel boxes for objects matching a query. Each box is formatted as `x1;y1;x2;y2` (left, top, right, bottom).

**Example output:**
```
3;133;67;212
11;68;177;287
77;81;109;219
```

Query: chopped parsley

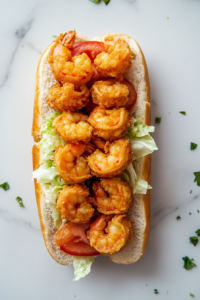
195;229;200;236
52;35;57;38
194;172;200;186
189;236;198;246
190;190;193;194
103;0;110;4
180;111;186;115
190;293;194;298
189;212;192;215
0;182;10;191
90;0;101;3
191;143;198;150
176;215;181;220
16;197;25;208
182;256;197;270
154;289;159;294
155;117;161;124
197;210;199;213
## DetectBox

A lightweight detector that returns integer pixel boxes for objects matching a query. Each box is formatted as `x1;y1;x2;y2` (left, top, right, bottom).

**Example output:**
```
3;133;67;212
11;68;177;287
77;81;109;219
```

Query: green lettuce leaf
32;160;63;185
49;202;62;228
121;163;152;194
73;256;96;281
126;118;158;160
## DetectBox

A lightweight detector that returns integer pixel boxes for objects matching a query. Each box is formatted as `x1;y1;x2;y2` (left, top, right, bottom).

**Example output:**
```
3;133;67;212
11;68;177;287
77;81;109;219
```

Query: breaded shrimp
87;214;133;254
94;37;131;78
87;138;133;177
93;177;133;214
88;106;132;141
47;82;90;111
54;143;91;184
53;112;93;144
48;31;94;86
56;184;94;223
91;80;129;108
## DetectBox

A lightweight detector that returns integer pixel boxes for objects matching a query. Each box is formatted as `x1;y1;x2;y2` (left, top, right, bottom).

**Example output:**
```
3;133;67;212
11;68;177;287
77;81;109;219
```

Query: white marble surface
1;0;200;299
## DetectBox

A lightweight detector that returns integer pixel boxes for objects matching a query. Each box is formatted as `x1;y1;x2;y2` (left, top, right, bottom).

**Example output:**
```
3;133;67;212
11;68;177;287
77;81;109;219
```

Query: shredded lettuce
126;118;158;160
73;256;95;281
38;112;65;159
121;163;152;194
32;160;64;185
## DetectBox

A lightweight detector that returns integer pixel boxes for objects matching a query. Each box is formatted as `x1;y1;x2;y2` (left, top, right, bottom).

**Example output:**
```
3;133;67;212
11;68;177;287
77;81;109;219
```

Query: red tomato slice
71;41;105;62
55;222;100;257
121;78;137;111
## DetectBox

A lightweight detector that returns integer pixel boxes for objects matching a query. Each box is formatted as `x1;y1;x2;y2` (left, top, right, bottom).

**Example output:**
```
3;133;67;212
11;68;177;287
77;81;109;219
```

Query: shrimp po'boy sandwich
32;30;157;280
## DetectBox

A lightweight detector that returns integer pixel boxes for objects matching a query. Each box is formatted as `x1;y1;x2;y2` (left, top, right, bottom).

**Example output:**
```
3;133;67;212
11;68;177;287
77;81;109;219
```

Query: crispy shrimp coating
54;143;91;184
48;31;94;86
93;177;133;214
87;138;133;177
53;112;93;144
91;80;129;108
87;214;133;254
56;184;94;223
94;37;132;78
47;82;90;111
88;106;132;141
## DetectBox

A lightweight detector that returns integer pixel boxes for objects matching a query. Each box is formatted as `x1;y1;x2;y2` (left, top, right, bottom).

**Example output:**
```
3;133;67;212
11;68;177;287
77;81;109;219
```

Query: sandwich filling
33;30;157;280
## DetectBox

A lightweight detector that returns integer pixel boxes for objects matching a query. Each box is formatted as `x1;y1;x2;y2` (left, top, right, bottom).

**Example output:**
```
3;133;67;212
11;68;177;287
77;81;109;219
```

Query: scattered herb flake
154;289;159;294
190;190;193;194
190;293;194;297
103;0;110;4
155;117;161;124
189;212;192;215
182;256;197;270
195;229;200;236
194;172;200;186
52;35;57;38
16;197;25;208
176;215;181;220
191;143;198;150
0;182;10;191
197;210;199;213
90;0;101;3
180;111;186;115
189;236;198;246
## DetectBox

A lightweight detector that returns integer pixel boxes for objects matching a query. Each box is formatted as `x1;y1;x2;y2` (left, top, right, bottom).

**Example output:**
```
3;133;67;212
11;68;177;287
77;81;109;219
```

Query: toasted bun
32;33;151;265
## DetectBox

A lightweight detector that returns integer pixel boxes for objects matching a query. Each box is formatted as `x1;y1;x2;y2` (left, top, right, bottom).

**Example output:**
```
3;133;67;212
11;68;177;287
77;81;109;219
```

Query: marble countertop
1;0;200;299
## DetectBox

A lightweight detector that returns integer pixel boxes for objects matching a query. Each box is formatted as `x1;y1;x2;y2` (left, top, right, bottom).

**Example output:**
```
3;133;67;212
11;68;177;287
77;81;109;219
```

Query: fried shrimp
88;106;132;141
56;185;94;223
87;214;133;254
91;80;129;108
94;37;132;78
53;112;93;144
93;177;133;214
47;82;90;111
54;143;91;184
48;31;94;86
87;138;133;177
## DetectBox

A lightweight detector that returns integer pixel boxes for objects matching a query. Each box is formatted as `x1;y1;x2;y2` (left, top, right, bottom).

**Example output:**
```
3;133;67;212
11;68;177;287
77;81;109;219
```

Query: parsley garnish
195;229;200;236
176;215;181;220
189;212;192;215
0;182;10;191
90;0;101;3
52;35;57;38
189;236;198;246
190;190;193;194
16;197;25;208
180;111;186;115
154;289;158;294
190;293;194;297
103;0;110;4
194;172;200;186
197;210;199;213
155;117;161;124
191;143;198;150
182;256;197;270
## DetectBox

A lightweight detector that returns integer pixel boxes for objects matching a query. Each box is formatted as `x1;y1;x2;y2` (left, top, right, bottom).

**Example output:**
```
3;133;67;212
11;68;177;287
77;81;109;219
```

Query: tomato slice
122;78;137;111
55;222;100;257
71;41;105;62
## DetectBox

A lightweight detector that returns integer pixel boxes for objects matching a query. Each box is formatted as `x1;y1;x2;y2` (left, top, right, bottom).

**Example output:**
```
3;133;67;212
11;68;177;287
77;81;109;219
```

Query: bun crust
32;33;151;265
